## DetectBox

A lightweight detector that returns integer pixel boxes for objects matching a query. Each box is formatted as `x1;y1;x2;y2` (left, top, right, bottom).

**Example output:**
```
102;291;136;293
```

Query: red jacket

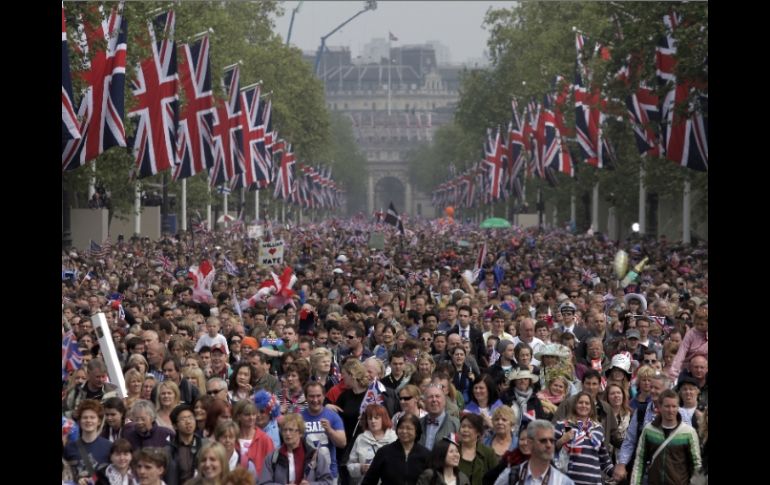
245;426;275;475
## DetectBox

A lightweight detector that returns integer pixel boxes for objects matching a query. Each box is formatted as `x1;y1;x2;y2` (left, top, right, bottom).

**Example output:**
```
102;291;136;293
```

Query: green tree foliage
406;122;478;195
446;1;707;230
327;113;367;215
63;2;333;226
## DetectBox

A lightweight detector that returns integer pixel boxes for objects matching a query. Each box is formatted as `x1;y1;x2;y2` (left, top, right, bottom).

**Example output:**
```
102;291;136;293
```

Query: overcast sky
271;1;512;64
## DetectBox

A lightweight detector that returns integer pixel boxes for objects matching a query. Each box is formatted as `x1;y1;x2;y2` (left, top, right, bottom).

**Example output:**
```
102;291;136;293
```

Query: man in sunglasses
493;420;575;485
339;325;372;363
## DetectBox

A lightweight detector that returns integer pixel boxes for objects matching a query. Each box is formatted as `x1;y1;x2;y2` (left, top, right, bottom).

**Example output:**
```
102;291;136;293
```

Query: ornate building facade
317;44;462;217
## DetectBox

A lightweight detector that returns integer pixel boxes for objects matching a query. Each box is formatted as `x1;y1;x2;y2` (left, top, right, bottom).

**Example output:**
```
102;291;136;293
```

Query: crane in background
285;1;304;46
313;1;377;77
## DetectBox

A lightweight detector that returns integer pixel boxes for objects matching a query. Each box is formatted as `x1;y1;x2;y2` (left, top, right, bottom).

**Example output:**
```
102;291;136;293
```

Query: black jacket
163;434;205;485
361;440;430;485
448;324;486;364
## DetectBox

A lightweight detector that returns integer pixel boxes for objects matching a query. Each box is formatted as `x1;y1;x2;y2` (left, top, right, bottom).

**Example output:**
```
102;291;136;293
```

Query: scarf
537;389;564;405
105;464;134;485
514;388;533;416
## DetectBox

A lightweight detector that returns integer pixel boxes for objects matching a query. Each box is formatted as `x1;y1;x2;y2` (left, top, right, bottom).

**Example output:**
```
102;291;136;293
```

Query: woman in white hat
505;368;546;424
535;343;579;397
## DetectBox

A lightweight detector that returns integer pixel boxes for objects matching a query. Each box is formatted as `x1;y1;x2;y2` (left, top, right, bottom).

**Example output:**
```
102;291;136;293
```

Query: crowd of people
61;216;708;485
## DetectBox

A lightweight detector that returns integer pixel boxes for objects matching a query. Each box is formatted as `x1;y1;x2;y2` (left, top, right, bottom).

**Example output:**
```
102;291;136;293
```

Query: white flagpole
639;161;647;234
134;182;141;236
683;178;691;244
223;192;229;229
181;178;187;231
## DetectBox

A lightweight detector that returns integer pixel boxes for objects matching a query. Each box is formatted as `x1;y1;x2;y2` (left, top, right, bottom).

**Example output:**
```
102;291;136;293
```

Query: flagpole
638;162;646;234
206;184;212;230
223;192;229;230
682;177;691;244
89;162;96;199
591;182;599;232
387;33;392;116
181;178;187;232
255;189;259;223
134;182;141;237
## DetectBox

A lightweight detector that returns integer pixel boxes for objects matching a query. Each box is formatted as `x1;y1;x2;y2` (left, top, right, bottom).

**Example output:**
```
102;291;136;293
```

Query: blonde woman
155;380;181;430
415;352;436;375
184;440;230;485
630;365;656;411
122;368;144;410
125;353;150;375
309;347;338;392
258;413;333;484
391;384;428;427
183;366;207;395
326;359;371;446
482;405;521;458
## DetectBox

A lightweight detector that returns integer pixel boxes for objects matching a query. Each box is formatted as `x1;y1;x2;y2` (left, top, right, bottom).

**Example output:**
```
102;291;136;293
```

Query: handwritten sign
259;239;285;266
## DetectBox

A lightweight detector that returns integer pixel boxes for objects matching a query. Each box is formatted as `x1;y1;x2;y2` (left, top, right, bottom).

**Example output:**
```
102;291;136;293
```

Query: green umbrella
480;217;511;229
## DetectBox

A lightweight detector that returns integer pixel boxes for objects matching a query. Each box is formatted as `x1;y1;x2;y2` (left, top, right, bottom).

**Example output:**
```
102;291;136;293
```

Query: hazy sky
271;1;513;64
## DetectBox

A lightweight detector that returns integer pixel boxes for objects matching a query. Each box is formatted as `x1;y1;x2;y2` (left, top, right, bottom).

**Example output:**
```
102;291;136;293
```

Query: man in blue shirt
301;381;346;483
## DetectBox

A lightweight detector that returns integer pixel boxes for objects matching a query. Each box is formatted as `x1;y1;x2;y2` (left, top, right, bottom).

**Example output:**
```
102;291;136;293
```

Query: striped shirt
554;420;614;485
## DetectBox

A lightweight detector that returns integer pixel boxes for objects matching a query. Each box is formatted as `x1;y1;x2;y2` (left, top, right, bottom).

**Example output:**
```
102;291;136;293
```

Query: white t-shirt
194;334;229;353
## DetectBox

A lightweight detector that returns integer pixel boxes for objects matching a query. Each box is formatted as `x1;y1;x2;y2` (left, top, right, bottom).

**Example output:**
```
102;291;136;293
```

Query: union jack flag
657;12;708;171
62;1;127;171
223;256;240;276
358;379;386;416
574;34;614;169
537;95;563;179
188;259;216;303
209;64;244;186
62;3;80;144
507;98;527;201
129;9;178;178
173;35;216;180
253;97;273;189
274;144;296;200
157;254;173;271
625;84;662;158
62;330;83;381
236;83;265;188
483;128;505;200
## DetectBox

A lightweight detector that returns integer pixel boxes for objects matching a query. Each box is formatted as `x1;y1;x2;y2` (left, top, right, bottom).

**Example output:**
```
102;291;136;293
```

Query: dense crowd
61;216;708;485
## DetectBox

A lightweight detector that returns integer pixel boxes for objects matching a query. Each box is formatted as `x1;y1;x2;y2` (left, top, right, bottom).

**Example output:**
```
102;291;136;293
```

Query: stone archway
367;171;413;216
374;176;405;214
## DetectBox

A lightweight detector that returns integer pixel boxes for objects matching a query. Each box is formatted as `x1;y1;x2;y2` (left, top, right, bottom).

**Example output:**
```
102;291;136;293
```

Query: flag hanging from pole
384;202;405;235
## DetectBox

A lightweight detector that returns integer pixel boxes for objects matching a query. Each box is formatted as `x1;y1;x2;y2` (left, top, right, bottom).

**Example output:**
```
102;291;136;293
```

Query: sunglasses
643;359;657;364
399;395;414;401
207;389;225;395
421;337;433;341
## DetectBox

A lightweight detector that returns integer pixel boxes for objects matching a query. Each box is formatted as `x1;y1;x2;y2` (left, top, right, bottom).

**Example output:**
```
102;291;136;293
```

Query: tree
63;1;339;229
445;1;707;231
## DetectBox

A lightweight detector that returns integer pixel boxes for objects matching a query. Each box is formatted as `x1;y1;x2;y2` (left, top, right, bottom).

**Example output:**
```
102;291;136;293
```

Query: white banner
259;239;285;266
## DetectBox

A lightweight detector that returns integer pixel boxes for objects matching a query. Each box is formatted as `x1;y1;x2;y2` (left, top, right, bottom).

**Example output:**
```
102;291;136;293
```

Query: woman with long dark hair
553;391;614;484
416;438;470;485
362;414;430;485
